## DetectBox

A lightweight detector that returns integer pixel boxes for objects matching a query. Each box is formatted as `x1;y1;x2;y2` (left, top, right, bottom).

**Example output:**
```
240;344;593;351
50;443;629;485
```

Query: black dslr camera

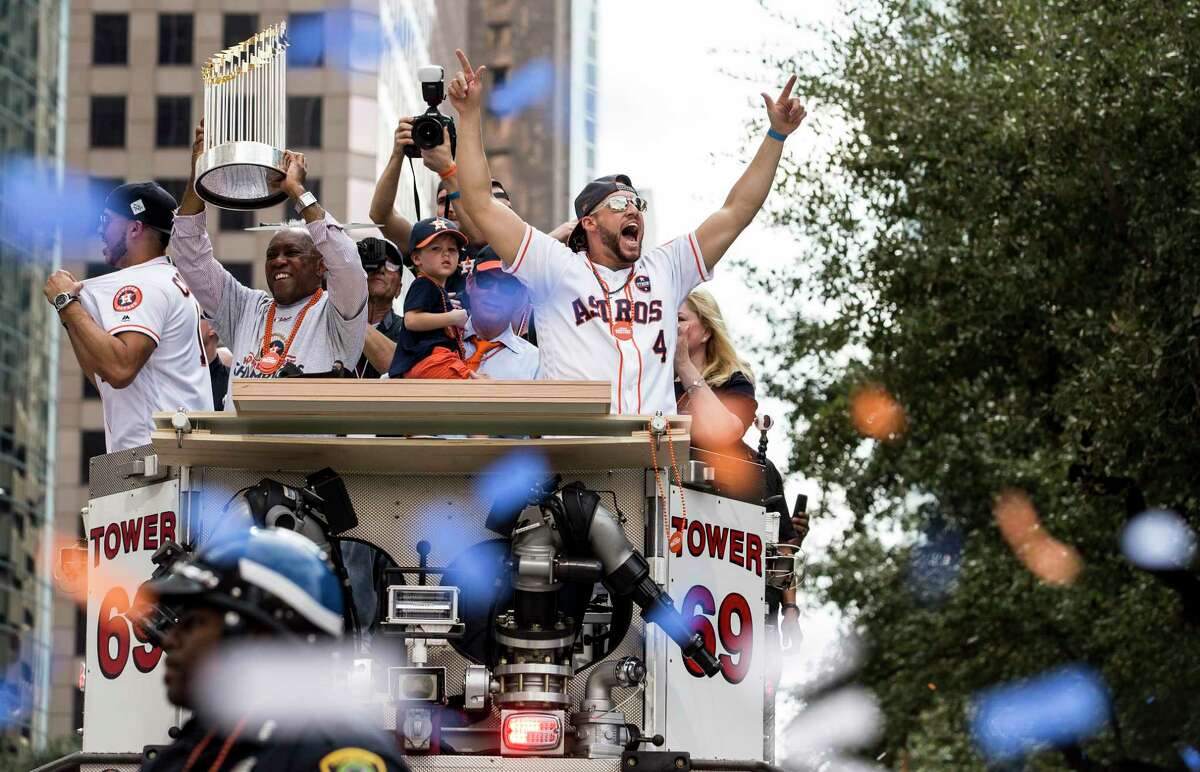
405;65;458;159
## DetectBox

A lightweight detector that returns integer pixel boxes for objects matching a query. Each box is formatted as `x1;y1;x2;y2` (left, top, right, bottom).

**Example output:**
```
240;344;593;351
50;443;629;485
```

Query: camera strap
406;153;423;221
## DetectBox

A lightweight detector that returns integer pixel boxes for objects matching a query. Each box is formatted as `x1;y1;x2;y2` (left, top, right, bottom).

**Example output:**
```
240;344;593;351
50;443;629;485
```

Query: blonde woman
675;288;804;653
674;288;758;451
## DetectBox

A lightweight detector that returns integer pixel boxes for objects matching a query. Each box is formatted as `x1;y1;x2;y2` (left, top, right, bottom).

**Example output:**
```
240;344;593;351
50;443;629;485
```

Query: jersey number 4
653;330;667;363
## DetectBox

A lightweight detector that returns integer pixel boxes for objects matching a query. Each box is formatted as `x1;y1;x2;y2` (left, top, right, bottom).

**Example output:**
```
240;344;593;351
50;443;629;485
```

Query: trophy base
195;142;290;211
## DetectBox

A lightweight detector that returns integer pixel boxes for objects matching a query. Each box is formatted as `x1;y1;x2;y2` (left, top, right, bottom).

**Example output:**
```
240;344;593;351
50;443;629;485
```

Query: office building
0;0;67;753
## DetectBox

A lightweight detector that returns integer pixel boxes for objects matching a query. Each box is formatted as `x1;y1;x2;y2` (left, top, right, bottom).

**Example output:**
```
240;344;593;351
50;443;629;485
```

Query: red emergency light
502;713;562;752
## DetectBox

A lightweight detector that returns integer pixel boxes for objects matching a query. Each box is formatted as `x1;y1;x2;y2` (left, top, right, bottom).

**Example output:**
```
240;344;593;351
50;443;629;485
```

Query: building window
279;178;320;221
80;431;107;483
155;97;191;148
155;96;191;148
92;14;128;65
219;209;254;232
90;96;126;148
158;14;193;65
288;13;324;68
222;13;259;49
155;178;188;206
286;97;322;148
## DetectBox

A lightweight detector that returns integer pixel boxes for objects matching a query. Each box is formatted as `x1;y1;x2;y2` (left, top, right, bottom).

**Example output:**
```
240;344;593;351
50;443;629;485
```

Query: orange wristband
438;163;458;180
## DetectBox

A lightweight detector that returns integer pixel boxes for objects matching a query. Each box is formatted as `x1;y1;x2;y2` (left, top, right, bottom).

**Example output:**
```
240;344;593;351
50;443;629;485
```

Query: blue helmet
142;527;344;640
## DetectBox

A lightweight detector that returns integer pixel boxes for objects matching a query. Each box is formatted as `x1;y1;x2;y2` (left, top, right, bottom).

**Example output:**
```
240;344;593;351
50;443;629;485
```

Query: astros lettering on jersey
79;257;214;451
504;225;709;415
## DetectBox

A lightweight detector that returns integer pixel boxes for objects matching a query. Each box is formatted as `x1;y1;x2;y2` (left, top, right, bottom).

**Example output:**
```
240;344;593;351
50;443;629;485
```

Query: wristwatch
781;603;801;615
294;190;318;213
52;291;79;313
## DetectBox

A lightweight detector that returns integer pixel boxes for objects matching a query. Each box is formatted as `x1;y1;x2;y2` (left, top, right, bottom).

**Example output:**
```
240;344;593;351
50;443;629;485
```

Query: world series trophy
194;23;290;210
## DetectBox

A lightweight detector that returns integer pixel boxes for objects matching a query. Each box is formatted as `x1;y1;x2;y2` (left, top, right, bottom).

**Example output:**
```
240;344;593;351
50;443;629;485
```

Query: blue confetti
907;521;962;604
970;665;1111;761
471;449;551;523
488;58;558;118
1120;509;1196;571
0;158;107;258
1180;745;1200;771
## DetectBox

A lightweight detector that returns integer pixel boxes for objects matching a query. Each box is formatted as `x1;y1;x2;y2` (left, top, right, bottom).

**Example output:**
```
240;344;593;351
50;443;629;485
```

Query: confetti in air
488;58;558;118
993;488;1082;586
970;664;1111;762
849;383;907;441
1120;509;1197;571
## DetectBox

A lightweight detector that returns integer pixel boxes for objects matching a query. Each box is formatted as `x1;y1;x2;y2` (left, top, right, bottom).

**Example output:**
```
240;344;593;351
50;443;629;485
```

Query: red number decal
681;585;717;677
652;330;668;363
680;585;754;684
130;586;164;673
97;587;131;680
717;592;752;684
96;585;163;678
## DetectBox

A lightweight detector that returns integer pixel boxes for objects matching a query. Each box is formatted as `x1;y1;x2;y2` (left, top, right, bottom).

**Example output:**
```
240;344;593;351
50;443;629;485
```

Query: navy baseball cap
357;236;402;272
404;217;468;268
569;174;637;248
103;182;177;233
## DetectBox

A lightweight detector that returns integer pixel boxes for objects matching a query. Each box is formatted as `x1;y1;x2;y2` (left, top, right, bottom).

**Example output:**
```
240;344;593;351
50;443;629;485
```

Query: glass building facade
0;0;66;753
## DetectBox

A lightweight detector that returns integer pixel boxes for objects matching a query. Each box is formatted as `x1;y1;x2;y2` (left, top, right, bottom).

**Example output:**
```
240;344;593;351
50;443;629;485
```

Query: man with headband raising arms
172;123;368;406
445;50;806;415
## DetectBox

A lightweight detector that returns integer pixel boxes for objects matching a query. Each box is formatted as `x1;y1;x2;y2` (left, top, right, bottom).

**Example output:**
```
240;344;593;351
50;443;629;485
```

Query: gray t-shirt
171;211;368;408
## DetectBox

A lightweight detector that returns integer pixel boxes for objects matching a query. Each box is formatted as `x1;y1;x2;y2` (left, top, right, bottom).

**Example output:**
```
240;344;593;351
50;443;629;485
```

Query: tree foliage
752;0;1200;767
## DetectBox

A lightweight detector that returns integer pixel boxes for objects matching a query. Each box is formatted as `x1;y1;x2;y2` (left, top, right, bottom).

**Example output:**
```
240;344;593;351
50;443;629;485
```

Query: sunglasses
473;271;523;295
98;211;122;229
592;194;648;215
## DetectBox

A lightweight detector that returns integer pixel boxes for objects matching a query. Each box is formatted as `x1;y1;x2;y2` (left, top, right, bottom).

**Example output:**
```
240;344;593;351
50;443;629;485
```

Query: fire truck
42;380;798;772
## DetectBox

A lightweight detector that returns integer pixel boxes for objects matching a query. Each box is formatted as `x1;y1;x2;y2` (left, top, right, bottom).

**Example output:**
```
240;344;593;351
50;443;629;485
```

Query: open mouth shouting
619;220;641;254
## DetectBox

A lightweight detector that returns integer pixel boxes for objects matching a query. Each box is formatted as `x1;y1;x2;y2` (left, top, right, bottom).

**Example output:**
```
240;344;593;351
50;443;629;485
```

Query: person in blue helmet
137;528;408;772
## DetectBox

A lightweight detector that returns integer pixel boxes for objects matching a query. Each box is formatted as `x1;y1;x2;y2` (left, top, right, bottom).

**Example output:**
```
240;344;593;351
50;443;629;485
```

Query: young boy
387;217;473;378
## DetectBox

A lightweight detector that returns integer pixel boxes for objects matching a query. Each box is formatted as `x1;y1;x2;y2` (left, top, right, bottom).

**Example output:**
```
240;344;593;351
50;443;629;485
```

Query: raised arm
369;120;416;248
446;49;529;263
694;76;806;271
173;121;241;315
280;152;368;321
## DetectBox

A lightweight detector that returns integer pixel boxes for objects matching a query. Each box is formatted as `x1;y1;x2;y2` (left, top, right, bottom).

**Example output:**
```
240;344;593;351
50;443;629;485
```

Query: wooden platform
230;379;612;416
151;379;691;474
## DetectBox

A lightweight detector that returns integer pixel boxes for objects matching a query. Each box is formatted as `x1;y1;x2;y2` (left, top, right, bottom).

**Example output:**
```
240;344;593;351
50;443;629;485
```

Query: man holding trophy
170;25;367;405
172;126;368;406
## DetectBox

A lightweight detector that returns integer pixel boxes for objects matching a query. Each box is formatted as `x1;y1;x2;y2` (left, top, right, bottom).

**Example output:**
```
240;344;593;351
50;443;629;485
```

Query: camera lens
413;115;443;150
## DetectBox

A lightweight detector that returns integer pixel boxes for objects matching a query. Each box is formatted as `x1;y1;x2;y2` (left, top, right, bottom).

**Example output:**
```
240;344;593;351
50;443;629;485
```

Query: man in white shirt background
43;182;213;451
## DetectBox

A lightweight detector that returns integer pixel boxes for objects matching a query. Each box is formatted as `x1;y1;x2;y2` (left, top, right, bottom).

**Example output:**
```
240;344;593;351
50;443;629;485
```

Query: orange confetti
850;384;907;441
993;489;1082;586
927;682;937;691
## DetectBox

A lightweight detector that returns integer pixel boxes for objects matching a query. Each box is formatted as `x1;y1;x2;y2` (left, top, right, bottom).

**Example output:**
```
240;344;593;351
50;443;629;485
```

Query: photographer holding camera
354;237;405;379
370;66;487;257
447;49;807;414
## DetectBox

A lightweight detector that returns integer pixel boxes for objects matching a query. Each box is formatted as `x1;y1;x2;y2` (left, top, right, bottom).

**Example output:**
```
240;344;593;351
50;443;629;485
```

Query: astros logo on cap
432;219;449;231
113;285;143;312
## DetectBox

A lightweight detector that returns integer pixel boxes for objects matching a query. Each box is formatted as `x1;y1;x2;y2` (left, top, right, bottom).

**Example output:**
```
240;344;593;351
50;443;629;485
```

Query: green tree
753;0;1200;767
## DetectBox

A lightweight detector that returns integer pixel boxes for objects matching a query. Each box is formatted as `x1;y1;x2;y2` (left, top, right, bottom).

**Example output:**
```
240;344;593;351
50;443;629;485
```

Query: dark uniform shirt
141;715;409;772
387;276;459;377
356;309;404;379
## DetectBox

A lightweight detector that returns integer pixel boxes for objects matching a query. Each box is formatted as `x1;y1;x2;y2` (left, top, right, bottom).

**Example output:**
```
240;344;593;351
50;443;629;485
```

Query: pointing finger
455;49;473;76
778;74;797;102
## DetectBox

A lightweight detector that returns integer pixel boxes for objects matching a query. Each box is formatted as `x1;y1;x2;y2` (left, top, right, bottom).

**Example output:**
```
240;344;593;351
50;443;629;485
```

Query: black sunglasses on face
474;272;522;295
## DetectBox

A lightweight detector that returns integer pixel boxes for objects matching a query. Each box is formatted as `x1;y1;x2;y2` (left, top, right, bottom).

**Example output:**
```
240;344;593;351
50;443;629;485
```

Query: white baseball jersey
79;256;214;452
504;225;710;415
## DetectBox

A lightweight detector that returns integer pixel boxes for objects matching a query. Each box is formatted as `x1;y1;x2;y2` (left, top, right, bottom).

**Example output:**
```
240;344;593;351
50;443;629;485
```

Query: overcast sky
595;0;848;549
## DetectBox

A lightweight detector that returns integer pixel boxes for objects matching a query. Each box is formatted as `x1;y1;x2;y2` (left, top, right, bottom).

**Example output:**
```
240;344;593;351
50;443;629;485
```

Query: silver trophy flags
195;24;289;210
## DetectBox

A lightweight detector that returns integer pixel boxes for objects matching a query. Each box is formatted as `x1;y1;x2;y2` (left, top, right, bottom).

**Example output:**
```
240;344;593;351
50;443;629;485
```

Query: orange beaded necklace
256;288;324;375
